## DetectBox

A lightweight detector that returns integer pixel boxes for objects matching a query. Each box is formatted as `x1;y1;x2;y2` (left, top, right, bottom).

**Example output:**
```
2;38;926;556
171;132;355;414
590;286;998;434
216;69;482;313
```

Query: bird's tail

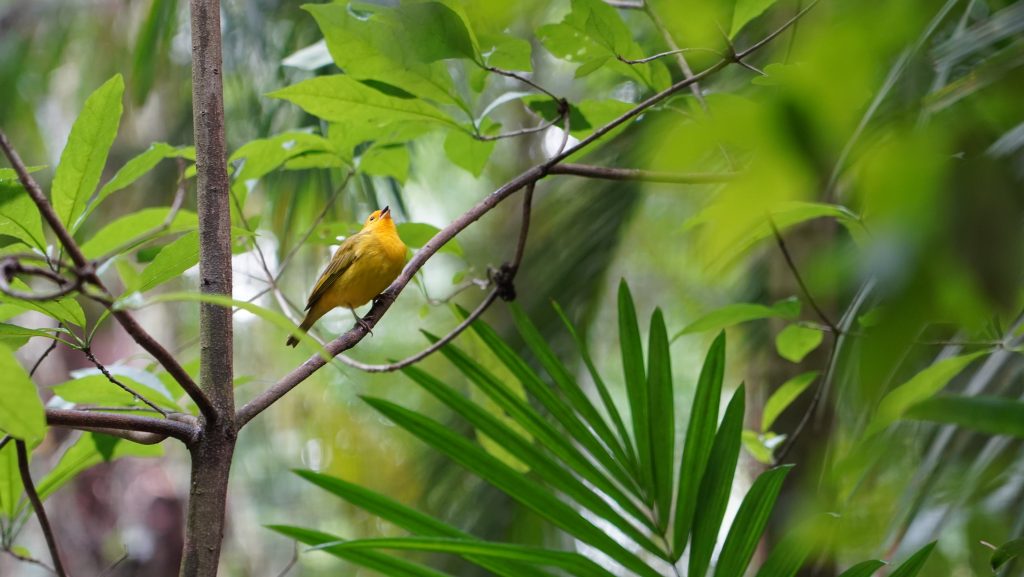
285;315;315;347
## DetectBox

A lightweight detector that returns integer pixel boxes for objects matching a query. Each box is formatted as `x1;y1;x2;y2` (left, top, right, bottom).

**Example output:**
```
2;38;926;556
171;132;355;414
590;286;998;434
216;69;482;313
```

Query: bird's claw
357;317;374;336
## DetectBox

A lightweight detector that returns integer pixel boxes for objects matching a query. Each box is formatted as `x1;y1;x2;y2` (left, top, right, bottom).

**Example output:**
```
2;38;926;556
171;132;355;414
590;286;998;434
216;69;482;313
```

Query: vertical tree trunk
181;0;235;575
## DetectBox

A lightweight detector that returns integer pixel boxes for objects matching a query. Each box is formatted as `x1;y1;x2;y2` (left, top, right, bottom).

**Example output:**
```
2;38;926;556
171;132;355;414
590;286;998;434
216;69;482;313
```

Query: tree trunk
181;0;235;575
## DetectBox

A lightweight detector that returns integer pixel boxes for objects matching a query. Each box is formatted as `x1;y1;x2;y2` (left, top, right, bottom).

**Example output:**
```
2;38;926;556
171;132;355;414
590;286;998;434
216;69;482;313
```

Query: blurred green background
1;0;1023;575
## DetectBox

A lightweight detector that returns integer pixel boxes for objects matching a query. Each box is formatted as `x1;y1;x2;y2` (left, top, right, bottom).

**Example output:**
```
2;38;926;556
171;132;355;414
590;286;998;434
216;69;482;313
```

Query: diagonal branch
235;2;819;428
0;130;216;422
82;347;169;417
45;408;200;444
16;440;69;577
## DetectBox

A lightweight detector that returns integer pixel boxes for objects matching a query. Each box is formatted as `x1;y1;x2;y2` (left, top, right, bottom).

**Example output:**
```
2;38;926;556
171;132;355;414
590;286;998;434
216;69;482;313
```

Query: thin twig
82;347;169;417
549;163;737;183
3;547;56;574
606;0;645;8
617;48;725;65
769;218;839;334
474;115;562;141
0;258;82;301
30;339;60;377
275;542;299;577
0;435;10;451
236;3;822;427
484;66;561;103
734;0;820;61
275;170;355;280
643;2;708;107
16;440;68;577
0;129;215;422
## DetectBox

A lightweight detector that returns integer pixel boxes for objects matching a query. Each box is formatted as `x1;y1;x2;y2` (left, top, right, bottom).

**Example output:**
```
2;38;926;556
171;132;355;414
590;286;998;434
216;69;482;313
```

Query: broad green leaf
304;3;462;106
396;2;479;63
889;542;936;577
0;323;69;346
269;525;456;577
397;223;463;257
52;373;179;411
402;361;664;557
480;33;532;71
675;297;801;338
731;0;779;37
322;537;617;577
0;343;45;442
575;57;609;78
52;74;124;232
673;332;726;558
362;397;662;577
460;308;644;502
552;301;637;473
444;129;495;177
775;325;824;363
270;75;459;129
836;560;887;577
136;231;199;292
992;538;1024;571
906;395;1024;437
360;143;410;183
763;372;819;431
33;433;161;506
92;142;194;216
295;470;557;577
0;442;23;518
618;281;652;493
0;182;47;250
713;465;793;577
647;308;674;527
81;208;198;259
0;166;45;182
229;132;338;181
863;352;986;439
689;385;745;577
0;278;86;327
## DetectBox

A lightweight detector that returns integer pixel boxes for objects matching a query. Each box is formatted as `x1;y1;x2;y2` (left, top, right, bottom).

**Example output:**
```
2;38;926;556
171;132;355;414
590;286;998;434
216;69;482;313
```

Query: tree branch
235;3;819;428
45;408;200;444
16;440;68;577
0;130;216;422
769;219;839;334
82;347;169;417
549;163;736;183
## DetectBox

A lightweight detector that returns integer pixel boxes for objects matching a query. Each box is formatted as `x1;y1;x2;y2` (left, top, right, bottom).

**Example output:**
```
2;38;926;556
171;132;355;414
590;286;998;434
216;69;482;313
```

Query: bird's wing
304;233;364;310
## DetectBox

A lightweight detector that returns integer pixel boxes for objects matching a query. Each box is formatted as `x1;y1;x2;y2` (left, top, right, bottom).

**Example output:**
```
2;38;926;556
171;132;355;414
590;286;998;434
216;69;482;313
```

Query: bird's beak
381;206;391;219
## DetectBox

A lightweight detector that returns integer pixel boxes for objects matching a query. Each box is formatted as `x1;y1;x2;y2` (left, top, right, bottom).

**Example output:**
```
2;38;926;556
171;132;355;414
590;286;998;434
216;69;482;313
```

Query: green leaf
270;75;459;129
673;332;726;558
131;0;178;104
397;223;463;257
33;433;162;505
906;395;1024;437
763;372;819;431
551;301;638;474
754;514;836;577
81;208;198;259
304;3;461;106
713;465;794;577
509;303;639;495
402;361;664;558
0;279;86;327
0;166;45;182
731;0;779;37
863;352;986;439
269;525;457;577
481;34;532;71
92;142;193;217
362;396;662;577
889;542;936;577
444;129;495;177
52;74;124;232
836;560;887;577
0;343;45;442
459;308;644;502
360;143;410;183
742;430;782;464
689;385;745;577
0;323;69;346
321;537;618;577
575;57;610;78
675;297;801;338
395;2;479;63
52;373;179;411
775;325;824;363
0;181;47;250
229;132;338;181
294;470;556;577
992;538;1024;571
618;281;651;493
647;308;674;527
136;231;199;292
0;442;23;518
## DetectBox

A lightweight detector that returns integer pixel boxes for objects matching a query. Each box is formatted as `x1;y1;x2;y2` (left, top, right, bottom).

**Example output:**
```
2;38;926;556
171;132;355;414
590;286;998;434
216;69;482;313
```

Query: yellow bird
286;206;407;347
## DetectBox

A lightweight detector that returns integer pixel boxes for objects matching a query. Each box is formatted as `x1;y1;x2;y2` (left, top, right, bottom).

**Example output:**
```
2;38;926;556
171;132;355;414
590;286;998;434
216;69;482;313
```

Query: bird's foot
356;316;374;336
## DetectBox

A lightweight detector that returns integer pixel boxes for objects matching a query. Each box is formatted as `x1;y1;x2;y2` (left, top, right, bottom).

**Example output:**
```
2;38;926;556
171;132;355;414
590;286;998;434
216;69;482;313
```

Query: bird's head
362;206;396;232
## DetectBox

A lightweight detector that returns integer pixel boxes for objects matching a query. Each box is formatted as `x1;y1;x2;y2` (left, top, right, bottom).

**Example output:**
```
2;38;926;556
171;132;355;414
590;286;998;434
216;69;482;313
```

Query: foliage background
1;0;1022;575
